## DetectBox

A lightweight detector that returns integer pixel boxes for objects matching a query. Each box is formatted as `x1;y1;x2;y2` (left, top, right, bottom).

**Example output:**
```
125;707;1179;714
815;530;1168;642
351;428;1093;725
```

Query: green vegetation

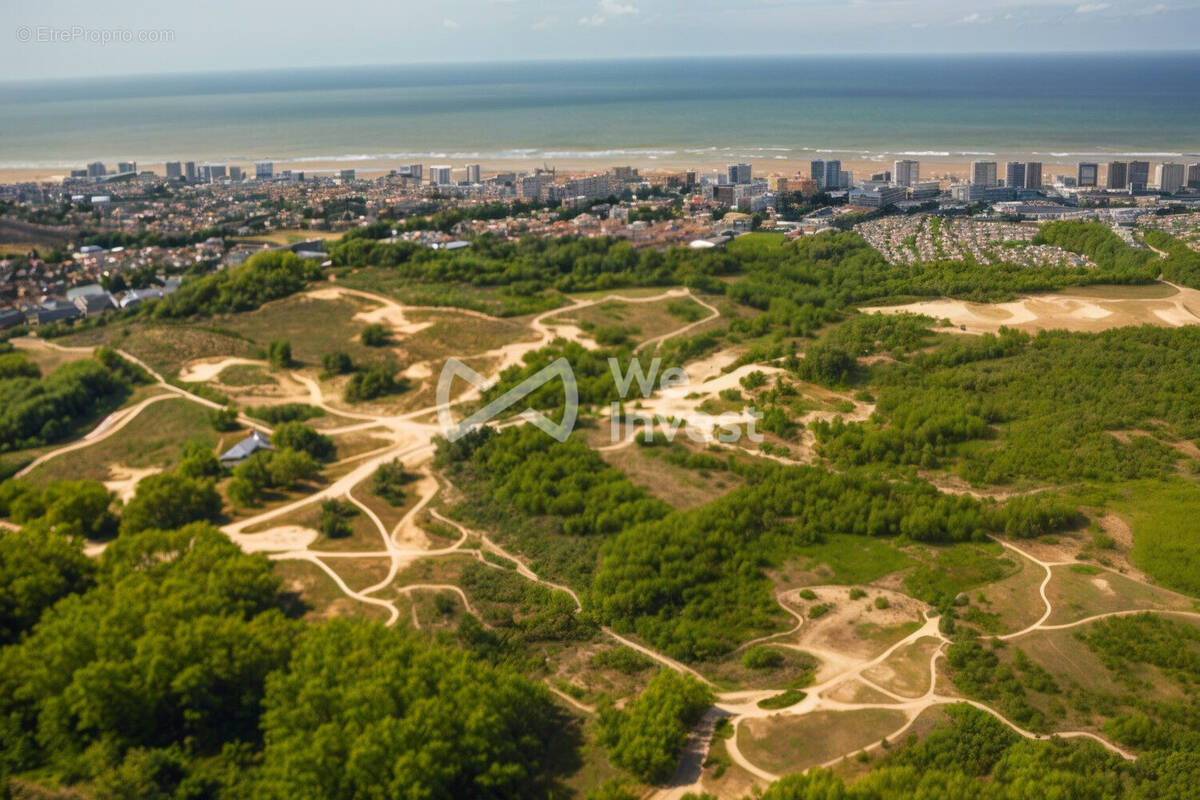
266;337;292;369
318;499;359;539
0;354;134;452
371;458;416;506
247;402;324;424
147;250;323;318
0;524;95;645
757;688;807;709
813;326;1200;485
359;322;390;347
227;447;320;507
597;670;713;783
271;422;335;462
0;478;118;540
255;618;567;799
344;363;408;403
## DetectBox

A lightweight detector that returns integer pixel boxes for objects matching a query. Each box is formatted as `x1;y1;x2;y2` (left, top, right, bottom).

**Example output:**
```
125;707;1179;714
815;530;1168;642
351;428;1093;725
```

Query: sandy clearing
178;357;266;383
870;287;1200;335
228;526;319;553
103;465;159;503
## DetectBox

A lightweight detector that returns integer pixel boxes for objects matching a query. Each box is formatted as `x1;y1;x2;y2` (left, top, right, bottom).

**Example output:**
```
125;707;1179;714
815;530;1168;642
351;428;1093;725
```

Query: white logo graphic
437;357;578;442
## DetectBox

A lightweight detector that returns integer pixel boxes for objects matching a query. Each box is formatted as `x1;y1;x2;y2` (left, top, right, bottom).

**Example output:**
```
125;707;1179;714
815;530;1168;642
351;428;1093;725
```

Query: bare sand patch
870;287;1200;334
229;526;318;553
104;465;159;503
179;357;265;383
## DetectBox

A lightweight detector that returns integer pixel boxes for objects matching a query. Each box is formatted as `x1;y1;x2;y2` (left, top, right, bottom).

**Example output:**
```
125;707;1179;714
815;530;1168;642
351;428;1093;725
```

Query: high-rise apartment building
727;163;752;185
87;161;106;178
117;162;137;174
229;166;244;181
1107;161;1128;190
1024;162;1043;189
184;161;196;182
165;162;182;179
971;161;998;187
1157;163;1186;194
256;162;274;180
429;165;453;186
1005;162;1025;189
1188;163;1200;190
893;159;920;188
1128;161;1151;192
465;164;482;183
1077;162;1099;188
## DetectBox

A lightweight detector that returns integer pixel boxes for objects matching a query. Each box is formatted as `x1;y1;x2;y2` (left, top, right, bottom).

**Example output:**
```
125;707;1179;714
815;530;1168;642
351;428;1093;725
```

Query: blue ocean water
0;54;1197;170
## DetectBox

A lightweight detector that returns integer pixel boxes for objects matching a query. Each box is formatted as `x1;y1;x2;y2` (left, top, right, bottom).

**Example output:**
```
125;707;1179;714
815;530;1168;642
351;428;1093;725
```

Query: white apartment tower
971;161;998;187
893;159;920;188
1157;163;1186;194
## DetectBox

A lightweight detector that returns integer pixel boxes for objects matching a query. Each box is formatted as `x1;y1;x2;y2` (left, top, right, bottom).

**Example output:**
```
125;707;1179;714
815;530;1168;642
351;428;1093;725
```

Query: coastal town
2;155;1199;328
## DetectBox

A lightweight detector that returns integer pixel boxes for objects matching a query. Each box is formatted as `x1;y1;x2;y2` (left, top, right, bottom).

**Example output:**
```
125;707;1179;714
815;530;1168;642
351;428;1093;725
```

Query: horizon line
3;49;1200;87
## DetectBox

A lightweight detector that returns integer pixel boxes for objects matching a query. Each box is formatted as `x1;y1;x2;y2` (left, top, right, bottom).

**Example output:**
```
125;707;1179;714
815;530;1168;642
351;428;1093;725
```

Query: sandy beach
0;156;1092;187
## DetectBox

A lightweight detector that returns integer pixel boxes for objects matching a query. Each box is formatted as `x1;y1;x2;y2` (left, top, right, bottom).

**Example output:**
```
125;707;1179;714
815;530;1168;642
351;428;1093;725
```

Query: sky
4;0;1199;81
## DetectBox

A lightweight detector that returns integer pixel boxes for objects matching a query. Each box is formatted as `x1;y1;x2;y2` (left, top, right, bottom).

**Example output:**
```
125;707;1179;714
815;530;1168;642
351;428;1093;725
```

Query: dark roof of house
218;430;273;463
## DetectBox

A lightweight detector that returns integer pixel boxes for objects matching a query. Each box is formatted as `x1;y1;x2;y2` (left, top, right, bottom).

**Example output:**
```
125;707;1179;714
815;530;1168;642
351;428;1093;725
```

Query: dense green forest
0;349;147;456
0;524;574;798
810;325;1200;485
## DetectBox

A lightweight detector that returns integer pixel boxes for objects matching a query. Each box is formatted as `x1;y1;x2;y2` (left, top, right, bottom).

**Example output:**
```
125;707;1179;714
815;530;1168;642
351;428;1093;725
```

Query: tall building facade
1188;163;1200;190
165;162;182;179
1077;163;1099;188
429;165;453;186
117;161;137;174
971;161;998;187
87;161;106;178
465;164;481;183
1157;163;1186;194
1005;162;1025;189
1128;161;1151;192
893;159;920;188
727;163;752;185
256;162;274;180
1107;161;1128;190
1024;162;1043;189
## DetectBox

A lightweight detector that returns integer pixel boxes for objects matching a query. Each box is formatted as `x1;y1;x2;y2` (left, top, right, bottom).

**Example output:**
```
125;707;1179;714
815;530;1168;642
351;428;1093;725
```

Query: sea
1;53;1198;172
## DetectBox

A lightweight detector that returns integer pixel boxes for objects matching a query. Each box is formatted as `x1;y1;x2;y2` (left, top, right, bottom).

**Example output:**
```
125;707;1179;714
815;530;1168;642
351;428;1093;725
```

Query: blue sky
4;0;1199;80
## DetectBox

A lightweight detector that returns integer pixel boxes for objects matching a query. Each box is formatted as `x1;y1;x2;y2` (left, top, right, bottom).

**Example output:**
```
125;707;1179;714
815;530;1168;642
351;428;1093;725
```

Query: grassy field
772;534;918;588
22;395;217;486
738;708;909;773
1114;478;1200;597
9;337;94;374
272;558;390;622
861;636;941;698
543;295;711;348
60;322;259;378
337;267;566;317
1043;563;1195;625
963;552;1049;634
589;435;744;510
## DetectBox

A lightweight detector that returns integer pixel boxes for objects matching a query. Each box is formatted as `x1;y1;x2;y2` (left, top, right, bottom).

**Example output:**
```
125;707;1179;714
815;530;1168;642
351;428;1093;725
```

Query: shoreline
0;155;1153;186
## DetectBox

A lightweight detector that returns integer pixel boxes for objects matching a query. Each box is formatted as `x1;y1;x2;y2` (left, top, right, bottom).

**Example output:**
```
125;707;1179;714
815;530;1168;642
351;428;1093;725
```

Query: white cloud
1075;2;1110;12
532;16;556;30
442;17;460;28
579;14;606;25
600;0;639;15
958;11;991;23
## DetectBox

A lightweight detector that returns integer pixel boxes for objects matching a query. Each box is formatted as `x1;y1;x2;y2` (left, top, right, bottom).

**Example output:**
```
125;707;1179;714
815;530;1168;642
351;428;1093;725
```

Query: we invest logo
437;356;763;445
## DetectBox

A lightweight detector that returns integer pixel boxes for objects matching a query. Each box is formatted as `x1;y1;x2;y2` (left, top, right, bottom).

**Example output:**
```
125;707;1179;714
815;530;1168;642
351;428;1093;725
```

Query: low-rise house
218;430;273;468
35;299;82;325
